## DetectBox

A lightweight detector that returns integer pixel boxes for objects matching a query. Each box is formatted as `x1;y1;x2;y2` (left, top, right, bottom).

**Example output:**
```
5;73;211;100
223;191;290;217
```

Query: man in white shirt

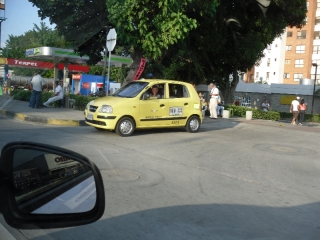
290;96;300;125
29;71;45;109
43;81;64;107
209;83;219;119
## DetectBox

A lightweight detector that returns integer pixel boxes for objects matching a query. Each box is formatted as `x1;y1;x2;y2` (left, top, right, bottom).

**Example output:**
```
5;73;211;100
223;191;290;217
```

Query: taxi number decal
169;107;183;116
172;121;179;124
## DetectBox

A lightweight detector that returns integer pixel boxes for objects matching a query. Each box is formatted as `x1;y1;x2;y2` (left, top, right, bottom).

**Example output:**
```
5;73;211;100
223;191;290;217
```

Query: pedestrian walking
209;83;219;119
290;96;300;125
29;71;45;109
298;98;307;125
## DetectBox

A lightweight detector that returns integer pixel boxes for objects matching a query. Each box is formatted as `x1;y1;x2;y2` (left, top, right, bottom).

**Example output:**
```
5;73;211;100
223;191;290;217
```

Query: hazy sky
1;0;54;47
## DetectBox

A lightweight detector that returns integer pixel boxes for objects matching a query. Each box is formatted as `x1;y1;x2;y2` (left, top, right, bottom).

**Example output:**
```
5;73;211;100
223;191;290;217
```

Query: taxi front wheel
116;117;135;136
186;116;200;133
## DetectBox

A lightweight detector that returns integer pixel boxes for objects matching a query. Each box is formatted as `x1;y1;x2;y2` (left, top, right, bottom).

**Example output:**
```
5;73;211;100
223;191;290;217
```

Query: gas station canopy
25;46;133;67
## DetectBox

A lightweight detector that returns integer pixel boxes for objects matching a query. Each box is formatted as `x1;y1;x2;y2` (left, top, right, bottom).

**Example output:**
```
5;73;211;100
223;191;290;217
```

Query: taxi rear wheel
116;117;135;136
186;116;200;133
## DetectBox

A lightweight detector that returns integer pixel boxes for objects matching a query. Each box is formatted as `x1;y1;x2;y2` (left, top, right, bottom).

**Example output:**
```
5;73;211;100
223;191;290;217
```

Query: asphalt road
0;116;320;240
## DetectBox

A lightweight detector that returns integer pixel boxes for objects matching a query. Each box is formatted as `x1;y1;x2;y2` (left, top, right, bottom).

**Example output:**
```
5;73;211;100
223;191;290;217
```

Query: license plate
87;113;93;120
169;107;183;116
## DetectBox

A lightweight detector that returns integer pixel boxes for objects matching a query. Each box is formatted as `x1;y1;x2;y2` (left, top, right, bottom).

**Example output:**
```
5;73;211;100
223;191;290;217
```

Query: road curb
0;109;87;126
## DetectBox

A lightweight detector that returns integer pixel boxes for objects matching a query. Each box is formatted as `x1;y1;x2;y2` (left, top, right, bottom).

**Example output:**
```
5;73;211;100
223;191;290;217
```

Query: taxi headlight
86;101;93;110
99;105;113;113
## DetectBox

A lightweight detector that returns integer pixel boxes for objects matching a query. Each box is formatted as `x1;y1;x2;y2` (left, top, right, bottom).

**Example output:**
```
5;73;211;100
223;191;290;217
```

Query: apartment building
245;0;318;85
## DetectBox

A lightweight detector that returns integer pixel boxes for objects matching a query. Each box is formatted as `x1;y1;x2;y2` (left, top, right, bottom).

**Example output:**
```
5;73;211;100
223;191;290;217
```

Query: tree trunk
223;66;239;104
123;49;143;86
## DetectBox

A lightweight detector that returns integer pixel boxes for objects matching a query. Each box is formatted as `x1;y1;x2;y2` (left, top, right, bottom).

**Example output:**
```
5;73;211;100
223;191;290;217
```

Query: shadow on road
28;202;320;240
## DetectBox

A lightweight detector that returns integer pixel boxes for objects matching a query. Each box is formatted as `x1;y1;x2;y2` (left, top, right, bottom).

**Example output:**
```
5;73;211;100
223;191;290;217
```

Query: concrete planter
246;110;252;120
222;110;230;118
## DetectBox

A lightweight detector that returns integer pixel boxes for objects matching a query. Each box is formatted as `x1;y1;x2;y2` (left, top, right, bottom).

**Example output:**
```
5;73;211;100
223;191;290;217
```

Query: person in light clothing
29;71;45;109
298;98;307;125
43;81;64;107
209;83;219;119
290;96;300;125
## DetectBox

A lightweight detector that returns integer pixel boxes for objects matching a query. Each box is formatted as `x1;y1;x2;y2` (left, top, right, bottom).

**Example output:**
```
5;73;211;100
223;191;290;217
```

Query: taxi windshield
112;82;149;98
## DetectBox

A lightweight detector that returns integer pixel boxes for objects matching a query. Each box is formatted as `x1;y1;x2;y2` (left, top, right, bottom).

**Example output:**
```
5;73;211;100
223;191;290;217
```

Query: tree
5;22;67;77
154;0;307;102
29;0;306;102
28;0;110;65
107;0;201;84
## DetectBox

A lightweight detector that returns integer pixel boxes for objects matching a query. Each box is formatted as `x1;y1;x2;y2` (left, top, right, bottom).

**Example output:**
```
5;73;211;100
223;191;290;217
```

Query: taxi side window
141;84;165;99
169;84;189;98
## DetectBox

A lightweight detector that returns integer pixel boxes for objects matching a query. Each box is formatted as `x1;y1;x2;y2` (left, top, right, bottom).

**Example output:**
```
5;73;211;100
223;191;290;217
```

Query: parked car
84;79;203;136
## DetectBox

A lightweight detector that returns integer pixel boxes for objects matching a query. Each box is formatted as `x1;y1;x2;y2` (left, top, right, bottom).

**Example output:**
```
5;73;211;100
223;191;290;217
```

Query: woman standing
299;99;307;125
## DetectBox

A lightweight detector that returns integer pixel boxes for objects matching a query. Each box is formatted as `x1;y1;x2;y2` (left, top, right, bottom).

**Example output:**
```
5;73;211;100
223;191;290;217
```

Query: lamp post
311;63;318;115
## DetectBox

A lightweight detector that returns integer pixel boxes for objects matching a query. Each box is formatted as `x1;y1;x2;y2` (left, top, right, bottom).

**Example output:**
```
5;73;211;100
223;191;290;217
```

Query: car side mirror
0;142;105;229
142;93;150;100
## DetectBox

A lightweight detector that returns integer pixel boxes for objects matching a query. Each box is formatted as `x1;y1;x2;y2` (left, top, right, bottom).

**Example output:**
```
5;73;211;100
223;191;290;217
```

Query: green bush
13;90;32;101
10;89;23;97
224;105;280;121
68;94;98;110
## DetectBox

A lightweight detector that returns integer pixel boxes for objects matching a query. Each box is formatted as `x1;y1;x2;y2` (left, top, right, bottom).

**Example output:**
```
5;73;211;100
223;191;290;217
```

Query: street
0;115;320;240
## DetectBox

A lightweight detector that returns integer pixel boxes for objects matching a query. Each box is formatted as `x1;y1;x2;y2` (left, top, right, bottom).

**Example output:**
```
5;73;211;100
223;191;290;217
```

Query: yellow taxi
84;79;203;136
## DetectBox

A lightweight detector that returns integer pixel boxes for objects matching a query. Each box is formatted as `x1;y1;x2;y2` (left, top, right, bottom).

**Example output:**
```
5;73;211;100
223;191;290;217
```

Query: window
296;45;305;53
274;58;277;61
250;74;254;80
266;72;270;80
307;1;309;10
255;72;259;79
297;30;306;39
313;46;320;54
315;31;320;40
168;84;189;98
267;58;271;67
267;45;271;53
316;17;320;25
295;59;304;67
273;72;276;75
318;0;320;10
286;45;292;51
284;73;290;79
275;44;278;47
287;32;293;37
311;74;320;81
293;73;303;82
285;59;291;64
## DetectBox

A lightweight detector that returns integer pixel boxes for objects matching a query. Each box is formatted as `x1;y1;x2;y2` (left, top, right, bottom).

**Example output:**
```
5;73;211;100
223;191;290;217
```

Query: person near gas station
43;81;64;107
29;71;45;109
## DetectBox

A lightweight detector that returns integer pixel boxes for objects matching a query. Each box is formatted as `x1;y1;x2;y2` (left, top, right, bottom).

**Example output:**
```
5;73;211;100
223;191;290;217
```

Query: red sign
133;58;146;80
6;58;89;72
72;74;82;80
82;82;90;89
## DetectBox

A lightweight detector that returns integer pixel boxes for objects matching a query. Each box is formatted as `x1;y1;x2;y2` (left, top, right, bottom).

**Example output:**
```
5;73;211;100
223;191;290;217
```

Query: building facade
245;1;318;85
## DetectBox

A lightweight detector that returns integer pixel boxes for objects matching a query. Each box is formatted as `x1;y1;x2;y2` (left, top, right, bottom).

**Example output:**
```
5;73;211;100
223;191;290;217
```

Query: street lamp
311;63;318;115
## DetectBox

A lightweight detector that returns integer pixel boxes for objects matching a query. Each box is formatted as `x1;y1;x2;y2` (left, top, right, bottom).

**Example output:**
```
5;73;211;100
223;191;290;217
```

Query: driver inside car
150;85;161;99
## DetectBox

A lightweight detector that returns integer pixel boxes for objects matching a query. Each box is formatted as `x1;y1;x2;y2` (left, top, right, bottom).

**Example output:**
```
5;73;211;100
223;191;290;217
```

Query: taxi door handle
160;104;165;107
184;103;188;106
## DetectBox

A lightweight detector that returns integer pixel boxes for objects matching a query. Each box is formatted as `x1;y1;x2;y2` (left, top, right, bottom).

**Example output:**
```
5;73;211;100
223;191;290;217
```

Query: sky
1;0;54;47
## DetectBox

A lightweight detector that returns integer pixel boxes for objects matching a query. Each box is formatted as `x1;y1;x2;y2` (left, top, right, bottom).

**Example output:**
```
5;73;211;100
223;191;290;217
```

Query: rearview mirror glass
13;149;96;214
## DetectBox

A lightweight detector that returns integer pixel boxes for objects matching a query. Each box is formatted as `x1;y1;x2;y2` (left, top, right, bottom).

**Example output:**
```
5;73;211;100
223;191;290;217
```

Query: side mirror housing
142;93;150;100
0;142;105;229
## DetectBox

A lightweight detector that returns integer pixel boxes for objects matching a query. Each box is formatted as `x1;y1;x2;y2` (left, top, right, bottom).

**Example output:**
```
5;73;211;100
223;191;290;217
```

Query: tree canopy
28;0;307;101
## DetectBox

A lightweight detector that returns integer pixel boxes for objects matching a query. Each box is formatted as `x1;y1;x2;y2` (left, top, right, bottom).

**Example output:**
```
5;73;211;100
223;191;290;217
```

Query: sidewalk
1;94;320;129
0;94;86;126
